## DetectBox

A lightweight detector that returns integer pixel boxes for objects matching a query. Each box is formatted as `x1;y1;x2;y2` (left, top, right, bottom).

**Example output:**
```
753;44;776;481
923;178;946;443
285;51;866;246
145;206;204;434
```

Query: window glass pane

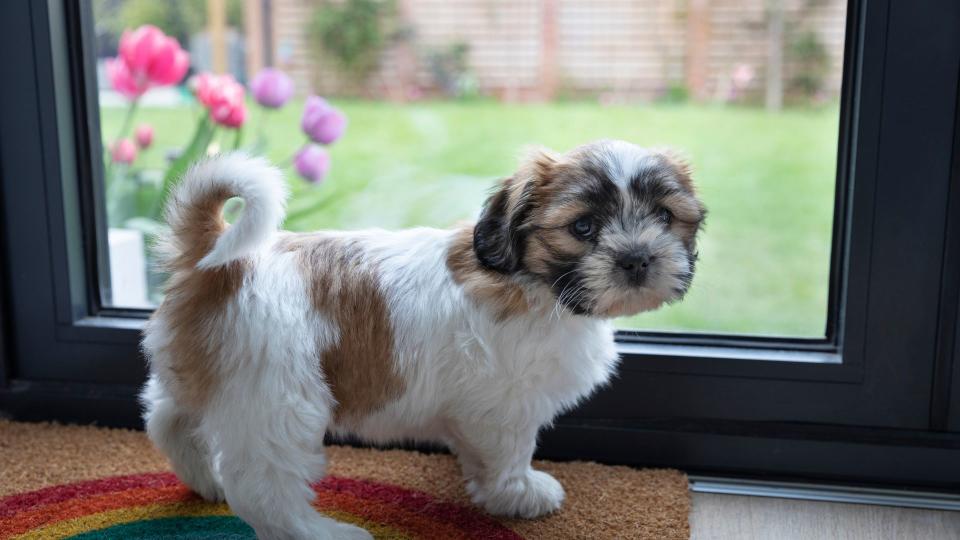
91;0;845;337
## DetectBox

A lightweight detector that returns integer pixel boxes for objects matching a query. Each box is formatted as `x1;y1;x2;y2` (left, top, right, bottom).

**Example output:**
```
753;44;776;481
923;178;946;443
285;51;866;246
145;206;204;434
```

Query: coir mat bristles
0;419;689;539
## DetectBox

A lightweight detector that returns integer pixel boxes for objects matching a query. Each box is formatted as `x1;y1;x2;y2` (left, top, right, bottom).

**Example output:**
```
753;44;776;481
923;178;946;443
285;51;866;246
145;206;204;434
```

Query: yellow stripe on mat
15;500;232;539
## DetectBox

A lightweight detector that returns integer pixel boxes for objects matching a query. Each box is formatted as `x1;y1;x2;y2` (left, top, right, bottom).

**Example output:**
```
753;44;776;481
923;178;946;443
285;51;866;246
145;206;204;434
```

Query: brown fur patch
524;227;588;276
149;187;245;408
663;192;705;251
655;148;696;194
446;227;529;321
164;186;236;269
656;153;706;251
279;234;404;423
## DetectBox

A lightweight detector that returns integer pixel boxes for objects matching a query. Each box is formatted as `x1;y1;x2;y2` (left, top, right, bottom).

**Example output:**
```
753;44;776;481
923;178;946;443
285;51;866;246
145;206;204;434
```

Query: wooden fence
245;0;847;103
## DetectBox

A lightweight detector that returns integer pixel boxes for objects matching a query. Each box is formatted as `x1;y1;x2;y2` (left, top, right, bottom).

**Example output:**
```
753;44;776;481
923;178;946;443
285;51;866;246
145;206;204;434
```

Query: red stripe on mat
315;477;521;539
0;473;180;518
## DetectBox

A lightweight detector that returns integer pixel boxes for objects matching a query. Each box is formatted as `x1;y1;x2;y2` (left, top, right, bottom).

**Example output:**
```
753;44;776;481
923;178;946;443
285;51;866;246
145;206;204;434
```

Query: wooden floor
691;493;960;539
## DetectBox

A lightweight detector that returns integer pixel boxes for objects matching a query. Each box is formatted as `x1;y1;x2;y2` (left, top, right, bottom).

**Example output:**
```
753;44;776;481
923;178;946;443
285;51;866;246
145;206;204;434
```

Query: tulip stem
277;145;303;169
232;127;244;150
254;107;267;147
113;99;140;145
103;99;140;181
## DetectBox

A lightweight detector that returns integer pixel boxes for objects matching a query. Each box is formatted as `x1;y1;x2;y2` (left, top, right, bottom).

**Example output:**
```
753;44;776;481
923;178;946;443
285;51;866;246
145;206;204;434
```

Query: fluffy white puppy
141;140;705;539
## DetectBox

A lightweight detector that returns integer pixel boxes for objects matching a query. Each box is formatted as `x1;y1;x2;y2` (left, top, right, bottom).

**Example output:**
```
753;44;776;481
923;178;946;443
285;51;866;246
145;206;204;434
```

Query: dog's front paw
191;480;225;503
178;466;225;503
471;469;565;519
256;517;373;540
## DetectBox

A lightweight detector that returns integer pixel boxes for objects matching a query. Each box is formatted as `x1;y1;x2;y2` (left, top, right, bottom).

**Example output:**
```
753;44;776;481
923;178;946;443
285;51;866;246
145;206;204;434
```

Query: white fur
170;153;288;269
142;157;622;539
595;139;654;188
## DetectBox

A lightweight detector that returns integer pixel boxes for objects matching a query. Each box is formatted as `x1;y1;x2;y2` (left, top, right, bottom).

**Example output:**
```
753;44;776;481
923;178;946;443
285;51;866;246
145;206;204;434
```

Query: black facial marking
553;160;623;241
578;160;622;210
548;264;593;315
630;174;681;205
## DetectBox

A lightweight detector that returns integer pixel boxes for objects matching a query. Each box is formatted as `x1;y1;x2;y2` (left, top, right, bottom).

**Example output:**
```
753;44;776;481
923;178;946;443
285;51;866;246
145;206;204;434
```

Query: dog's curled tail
161;152;288;270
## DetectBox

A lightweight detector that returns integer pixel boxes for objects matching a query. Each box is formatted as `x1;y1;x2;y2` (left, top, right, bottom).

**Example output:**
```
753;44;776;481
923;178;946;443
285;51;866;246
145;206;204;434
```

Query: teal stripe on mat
67;516;254;539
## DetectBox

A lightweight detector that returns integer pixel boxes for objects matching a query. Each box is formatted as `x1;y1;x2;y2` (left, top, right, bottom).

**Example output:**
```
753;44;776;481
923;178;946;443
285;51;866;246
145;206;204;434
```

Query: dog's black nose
617;251;653;284
617;251;652;271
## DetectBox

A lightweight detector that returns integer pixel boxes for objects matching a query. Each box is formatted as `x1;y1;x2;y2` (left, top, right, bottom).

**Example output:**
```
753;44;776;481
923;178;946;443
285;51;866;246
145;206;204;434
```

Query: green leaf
159;116;216;210
283;189;344;226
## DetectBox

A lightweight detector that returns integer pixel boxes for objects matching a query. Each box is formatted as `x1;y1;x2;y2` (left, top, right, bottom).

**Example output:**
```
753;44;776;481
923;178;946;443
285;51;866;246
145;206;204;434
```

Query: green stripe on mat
67;516;253;539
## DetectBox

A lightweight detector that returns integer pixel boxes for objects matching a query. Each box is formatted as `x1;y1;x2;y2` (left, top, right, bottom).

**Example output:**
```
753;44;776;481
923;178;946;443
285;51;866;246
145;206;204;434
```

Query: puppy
141;140;705;539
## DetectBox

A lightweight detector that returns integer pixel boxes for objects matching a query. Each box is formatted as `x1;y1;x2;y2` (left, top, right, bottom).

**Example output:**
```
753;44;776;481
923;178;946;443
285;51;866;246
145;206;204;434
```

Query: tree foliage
308;0;396;86
94;0;244;49
787;31;830;100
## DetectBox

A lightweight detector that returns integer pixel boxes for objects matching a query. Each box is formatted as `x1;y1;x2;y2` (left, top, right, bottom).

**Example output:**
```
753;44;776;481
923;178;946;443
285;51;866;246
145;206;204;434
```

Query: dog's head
474;140;705;318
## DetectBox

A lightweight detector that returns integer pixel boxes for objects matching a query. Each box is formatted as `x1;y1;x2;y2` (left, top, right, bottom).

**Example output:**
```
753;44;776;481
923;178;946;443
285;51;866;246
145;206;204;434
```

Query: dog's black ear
474;150;555;273
474;179;522;272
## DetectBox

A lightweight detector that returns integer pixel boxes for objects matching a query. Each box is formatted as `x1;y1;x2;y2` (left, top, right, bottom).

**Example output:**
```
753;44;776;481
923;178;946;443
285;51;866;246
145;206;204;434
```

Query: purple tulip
301;96;347;144
250;68;294;109
294;145;330;184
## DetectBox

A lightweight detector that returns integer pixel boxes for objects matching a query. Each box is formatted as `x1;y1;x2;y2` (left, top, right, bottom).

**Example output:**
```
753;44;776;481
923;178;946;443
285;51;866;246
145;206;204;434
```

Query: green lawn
102;99;838;337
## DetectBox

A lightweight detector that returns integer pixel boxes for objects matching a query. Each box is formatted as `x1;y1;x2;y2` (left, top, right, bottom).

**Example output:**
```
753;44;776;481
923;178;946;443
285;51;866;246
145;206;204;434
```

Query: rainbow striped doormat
0;472;521;539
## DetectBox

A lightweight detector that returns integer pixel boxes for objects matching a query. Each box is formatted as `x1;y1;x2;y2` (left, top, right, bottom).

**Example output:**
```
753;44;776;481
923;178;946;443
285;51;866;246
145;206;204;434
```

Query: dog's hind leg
204;356;372;540
142;375;224;502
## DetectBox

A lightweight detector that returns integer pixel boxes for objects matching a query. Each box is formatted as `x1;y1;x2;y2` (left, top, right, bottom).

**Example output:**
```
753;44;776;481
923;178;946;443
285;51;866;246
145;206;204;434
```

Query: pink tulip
301;96;347;145
209;82;247;128
250;68;294;109
192;73;248;129
106;58;147;99
294;145;330;183
135;124;154;149
191;73;218;106
107;25;188;100
111;139;137;164
118;25;189;86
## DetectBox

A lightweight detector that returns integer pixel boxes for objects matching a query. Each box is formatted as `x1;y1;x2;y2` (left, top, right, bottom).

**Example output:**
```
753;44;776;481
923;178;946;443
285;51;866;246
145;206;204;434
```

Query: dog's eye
656;207;673;225
570;216;596;239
